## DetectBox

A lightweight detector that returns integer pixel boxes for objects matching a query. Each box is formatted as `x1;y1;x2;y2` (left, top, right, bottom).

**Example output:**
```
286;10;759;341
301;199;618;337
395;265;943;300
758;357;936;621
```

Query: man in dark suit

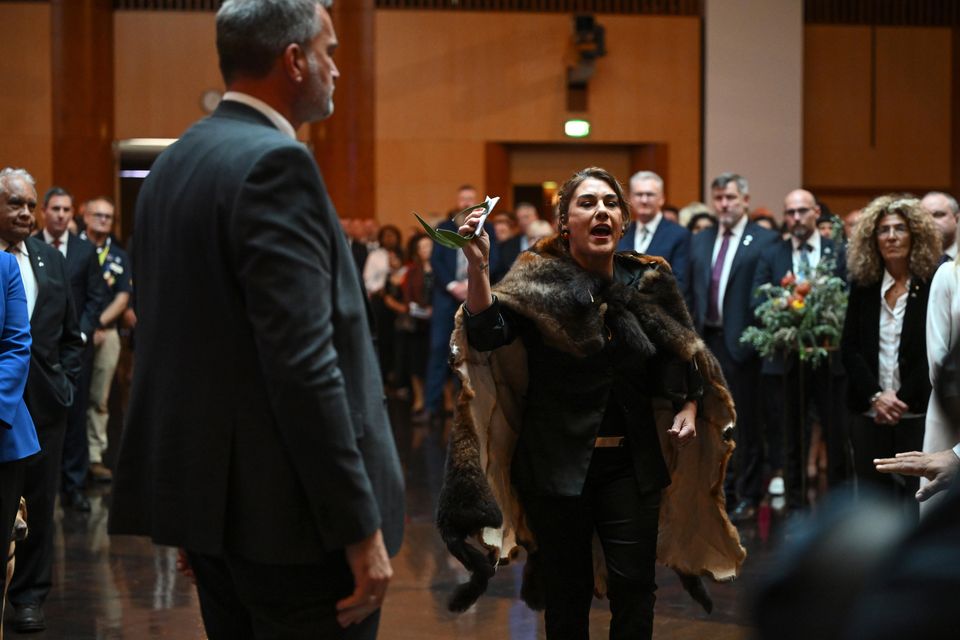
687;173;778;520
38;186;109;512
498;201;540;270
0;167;84;633
921;191;958;264
752;189;849;513
618;170;691;289
108;2;404;638
424;185;500;425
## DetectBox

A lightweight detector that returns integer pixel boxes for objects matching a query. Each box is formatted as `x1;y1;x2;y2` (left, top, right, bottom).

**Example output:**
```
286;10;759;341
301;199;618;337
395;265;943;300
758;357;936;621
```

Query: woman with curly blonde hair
841;195;941;518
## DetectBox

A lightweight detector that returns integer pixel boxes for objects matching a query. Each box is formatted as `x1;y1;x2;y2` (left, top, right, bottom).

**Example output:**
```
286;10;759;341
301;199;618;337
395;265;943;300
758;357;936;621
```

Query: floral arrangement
740;258;848;367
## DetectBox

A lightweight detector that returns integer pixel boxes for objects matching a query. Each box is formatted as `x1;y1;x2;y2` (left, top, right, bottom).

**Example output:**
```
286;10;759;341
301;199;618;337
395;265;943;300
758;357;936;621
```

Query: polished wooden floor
3;389;811;639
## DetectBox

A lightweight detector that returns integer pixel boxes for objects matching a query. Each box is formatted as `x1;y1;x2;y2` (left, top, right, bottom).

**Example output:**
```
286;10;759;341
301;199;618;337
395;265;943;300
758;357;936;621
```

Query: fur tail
443;536;497;612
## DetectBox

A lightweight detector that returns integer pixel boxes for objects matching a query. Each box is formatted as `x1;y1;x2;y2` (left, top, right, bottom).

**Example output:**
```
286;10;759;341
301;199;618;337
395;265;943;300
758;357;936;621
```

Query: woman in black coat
439;168;743;639
841;195;941;517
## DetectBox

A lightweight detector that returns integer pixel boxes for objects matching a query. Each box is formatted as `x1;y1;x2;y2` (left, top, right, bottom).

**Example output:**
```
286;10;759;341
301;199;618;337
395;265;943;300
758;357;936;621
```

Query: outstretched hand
875;449;960;502
458;208;490;269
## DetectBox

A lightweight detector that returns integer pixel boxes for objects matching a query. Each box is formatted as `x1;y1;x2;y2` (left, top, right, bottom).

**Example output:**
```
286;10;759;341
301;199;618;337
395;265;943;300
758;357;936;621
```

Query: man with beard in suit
687;172;778;521
108;2;404;638
618;170;691;290
0;168;84;633
38;186;108;512
752;189;849;513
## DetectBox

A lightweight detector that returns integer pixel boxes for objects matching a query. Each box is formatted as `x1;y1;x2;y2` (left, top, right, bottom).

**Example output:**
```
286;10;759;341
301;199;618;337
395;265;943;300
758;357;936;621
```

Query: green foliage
739;257;848;368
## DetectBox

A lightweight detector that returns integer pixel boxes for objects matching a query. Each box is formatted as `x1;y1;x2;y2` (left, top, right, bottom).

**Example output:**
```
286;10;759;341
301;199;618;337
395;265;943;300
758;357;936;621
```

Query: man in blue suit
424;185;499;425
0;239;39;584
687;173;778;521
752;189;849;511
618;171;690;290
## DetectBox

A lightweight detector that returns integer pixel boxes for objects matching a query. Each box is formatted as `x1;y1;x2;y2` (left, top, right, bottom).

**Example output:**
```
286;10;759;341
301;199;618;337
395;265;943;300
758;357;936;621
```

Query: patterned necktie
798;243;811;280
707;230;733;324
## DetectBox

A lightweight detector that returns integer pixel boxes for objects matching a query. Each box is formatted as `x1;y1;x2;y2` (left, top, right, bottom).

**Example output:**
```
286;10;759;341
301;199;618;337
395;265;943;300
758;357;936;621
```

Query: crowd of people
3;0;960;638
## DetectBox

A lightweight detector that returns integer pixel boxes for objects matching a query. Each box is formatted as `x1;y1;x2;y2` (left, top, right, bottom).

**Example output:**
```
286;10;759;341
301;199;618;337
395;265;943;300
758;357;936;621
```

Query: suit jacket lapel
727;225;755;282
26;239;50;320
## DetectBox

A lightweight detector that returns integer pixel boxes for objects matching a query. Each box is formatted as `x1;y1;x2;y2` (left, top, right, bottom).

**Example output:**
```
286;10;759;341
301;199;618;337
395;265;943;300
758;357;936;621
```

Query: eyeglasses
877;224;909;238
90;212;113;221
784;207;813;218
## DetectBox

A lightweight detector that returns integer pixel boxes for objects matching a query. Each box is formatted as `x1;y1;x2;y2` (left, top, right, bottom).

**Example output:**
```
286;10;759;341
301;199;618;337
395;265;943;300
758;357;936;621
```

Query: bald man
921;191;959;264
749;189;849;516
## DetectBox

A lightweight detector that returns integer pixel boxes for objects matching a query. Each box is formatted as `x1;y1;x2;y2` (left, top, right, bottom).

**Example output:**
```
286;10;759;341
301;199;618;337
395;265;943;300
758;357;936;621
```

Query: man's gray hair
0;168;36;196
923;191;960;216
216;0;332;85
711;172;749;196
629;170;664;193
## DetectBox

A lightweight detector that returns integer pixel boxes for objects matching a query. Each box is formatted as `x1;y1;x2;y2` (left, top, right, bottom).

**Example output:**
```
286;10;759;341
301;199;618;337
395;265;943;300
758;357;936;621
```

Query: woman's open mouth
591;224;612;238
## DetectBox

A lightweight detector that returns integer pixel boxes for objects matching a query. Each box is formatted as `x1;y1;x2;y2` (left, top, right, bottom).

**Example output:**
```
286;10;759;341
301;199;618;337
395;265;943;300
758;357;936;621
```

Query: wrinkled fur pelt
436;235;746;613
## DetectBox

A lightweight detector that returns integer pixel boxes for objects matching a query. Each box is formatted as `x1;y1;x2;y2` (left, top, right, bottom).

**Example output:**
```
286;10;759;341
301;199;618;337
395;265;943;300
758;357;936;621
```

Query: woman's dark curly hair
846;194;941;286
555;167;631;243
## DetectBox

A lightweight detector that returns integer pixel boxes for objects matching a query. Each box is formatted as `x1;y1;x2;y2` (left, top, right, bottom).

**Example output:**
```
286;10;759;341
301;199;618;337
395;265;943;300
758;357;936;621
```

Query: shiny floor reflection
4;395;803;639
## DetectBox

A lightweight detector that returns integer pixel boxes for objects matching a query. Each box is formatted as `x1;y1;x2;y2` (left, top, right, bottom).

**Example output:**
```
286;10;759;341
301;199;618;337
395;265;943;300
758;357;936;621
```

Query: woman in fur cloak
436;167;745;639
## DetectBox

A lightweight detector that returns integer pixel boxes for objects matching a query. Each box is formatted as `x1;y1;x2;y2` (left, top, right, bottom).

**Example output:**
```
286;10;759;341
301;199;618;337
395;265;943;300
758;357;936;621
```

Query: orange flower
795;281;811;297
781;273;796;287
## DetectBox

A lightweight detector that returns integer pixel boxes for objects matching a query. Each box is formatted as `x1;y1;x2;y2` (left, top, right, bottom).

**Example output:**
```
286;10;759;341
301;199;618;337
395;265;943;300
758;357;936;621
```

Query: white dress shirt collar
791;231;822;275
222;91;297;140
1;239;37;319
634;212;663;254
42;229;70;257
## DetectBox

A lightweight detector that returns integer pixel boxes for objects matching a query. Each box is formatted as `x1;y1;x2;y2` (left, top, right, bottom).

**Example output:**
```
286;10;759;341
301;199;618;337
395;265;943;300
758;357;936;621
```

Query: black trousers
704;328;762;505
0;458;26;551
187;549;380;640
522;447;661;640
61;343;94;494
783;358;850;507
7;415;67;606
850;414;924;521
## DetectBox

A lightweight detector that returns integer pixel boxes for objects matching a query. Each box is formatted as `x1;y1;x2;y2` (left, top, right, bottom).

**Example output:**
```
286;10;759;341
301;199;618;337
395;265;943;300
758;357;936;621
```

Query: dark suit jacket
618;218;691;289
35;232;108;338
109;101;405;563
840;276;932;414
429;218;500;348
687;221;778;363
498;234;522;273
21;238;84;427
752;237;847;375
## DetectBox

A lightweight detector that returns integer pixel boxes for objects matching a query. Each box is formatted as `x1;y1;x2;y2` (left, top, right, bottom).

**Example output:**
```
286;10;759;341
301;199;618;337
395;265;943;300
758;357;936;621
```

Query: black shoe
12;603;46;632
63;489;91;512
729;500;757;523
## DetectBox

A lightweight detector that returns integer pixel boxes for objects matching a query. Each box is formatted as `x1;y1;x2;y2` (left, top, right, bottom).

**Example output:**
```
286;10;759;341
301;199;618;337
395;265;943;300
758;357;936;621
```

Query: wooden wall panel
805;25;952;194
114;10;222;139
374;10;701;230
0;3;53;190
51;0;115;205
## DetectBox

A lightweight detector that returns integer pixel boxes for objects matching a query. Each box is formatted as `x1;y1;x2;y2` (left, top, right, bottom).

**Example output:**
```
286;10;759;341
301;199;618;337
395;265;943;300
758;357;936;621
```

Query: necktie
707;230;733;324
52;238;61;249
638;226;650;252
798;243;811;280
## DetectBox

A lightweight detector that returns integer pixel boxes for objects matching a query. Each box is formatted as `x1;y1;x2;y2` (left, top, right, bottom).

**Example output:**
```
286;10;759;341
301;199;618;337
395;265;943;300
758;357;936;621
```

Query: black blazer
687;221;779;363
21;237;84;427
840;277;932;414
35;232;108;338
752;237;847;375
109;101;405;563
